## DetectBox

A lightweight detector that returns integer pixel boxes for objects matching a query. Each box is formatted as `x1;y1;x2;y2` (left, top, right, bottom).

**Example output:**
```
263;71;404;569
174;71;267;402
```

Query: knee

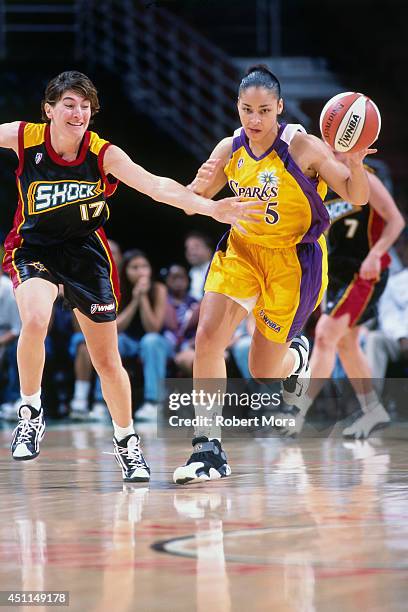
21;311;49;338
313;328;333;352
195;324;225;355
93;351;122;379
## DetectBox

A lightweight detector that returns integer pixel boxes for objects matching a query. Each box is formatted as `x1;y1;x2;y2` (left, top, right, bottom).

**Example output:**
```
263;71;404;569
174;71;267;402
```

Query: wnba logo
90;303;115;314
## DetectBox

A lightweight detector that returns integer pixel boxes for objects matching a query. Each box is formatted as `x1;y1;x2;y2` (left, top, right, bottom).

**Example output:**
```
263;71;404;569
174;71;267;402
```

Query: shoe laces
118;438;145;468
15;415;41;445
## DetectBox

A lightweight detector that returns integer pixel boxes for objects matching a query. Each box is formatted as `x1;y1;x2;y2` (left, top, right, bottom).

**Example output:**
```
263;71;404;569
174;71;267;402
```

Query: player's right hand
211;196;262;229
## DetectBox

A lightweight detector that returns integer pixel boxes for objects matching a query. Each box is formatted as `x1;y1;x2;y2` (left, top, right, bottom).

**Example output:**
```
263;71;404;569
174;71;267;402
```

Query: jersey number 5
80;200;105;221
264;201;279;225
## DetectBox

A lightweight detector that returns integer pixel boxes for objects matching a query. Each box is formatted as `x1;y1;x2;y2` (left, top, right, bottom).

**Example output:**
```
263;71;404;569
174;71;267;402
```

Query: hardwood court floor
1;421;408;611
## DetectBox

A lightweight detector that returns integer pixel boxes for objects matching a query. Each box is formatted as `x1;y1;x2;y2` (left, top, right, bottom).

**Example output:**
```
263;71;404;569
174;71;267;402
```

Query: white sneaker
70;398;90;421
11;405;46;460
113;434;150;482
342;404;391;439
135;401;158;422
274;407;306;437
282;336;311;406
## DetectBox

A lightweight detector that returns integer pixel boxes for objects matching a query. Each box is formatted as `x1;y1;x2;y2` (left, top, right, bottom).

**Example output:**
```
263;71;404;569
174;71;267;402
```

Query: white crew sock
20;389;41;411
356;390;381;414
74;380;91;401
113;421;135;442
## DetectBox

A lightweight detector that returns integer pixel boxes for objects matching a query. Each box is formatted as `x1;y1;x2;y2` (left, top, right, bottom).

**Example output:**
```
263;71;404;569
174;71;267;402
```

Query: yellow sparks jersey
224;123;329;247
7;122;118;247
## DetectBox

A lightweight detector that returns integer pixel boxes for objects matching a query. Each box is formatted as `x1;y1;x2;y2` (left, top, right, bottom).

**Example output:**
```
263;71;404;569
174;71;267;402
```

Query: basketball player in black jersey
0;71;257;480
279;154;404;438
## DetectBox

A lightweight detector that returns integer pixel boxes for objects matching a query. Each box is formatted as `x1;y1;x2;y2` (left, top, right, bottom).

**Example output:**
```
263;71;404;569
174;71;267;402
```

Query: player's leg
338;326;390;438
173;292;247;484
74;311;149;482
11;278;57;460
275;313;351;436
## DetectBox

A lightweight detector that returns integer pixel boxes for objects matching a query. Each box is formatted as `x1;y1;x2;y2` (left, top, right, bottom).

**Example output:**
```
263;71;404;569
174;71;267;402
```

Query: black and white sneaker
113;434;150;482
282;335;311;406
173;437;231;485
11;405;46;461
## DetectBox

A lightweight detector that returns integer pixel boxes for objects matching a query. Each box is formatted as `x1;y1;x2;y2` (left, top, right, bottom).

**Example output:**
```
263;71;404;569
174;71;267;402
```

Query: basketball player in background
173;65;376;485
0;71;257;481
278;154;404;438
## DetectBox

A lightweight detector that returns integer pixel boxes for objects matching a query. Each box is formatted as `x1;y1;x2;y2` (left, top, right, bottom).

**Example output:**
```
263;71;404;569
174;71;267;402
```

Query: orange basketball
319;92;381;153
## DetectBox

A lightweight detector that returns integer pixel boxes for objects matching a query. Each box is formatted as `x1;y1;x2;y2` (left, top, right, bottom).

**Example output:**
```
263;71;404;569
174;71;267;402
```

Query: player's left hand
359;251;381;280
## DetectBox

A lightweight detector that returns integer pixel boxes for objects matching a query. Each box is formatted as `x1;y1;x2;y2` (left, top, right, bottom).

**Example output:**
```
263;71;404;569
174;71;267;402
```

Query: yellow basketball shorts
204;230;328;343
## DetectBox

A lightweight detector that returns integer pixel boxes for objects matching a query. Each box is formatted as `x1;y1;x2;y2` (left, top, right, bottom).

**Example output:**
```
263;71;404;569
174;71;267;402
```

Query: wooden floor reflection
1;422;408;611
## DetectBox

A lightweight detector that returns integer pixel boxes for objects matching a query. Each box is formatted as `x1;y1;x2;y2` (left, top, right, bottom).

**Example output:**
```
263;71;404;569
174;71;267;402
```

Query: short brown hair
41;71;100;122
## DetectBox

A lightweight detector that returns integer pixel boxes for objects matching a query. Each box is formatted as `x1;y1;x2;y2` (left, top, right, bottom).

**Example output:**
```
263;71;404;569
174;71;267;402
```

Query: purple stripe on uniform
274;137;330;243
287;240;323;341
204;229;231;286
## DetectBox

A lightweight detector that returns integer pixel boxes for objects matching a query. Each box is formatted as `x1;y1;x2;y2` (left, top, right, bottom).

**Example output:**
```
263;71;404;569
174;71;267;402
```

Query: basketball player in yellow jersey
0;71;256;482
173;65;376;485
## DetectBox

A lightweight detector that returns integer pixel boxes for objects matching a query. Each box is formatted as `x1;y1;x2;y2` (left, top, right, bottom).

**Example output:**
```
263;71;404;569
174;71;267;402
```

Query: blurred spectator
0;267;21;419
228;313;255;379
163;264;199;376
184;231;213;300
364;238;408;394
43;287;74;417
70;249;170;422
107;238;123;271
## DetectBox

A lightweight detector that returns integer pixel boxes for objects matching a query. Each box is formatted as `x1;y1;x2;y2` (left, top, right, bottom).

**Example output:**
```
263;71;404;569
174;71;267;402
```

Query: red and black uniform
324;167;390;326
3;122;120;321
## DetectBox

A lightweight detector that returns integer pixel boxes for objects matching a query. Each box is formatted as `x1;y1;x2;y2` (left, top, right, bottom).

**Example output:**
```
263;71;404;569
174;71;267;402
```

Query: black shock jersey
325;167;390;274
5;122;118;249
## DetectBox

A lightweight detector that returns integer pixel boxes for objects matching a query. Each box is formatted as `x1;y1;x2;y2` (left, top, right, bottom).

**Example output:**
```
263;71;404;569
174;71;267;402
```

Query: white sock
356;390;380;414
21;389;41;411
113;421;135;442
288;347;301;375
193;404;222;441
74;380;91;401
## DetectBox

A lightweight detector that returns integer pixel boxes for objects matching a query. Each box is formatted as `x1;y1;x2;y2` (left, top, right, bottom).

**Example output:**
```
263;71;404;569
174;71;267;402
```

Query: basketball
319;92;381;153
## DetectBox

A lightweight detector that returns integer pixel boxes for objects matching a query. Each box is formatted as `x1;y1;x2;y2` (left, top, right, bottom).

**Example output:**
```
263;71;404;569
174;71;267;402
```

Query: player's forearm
139;296;164;332
369;216;405;258
151;177;214;216
344;165;370;206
